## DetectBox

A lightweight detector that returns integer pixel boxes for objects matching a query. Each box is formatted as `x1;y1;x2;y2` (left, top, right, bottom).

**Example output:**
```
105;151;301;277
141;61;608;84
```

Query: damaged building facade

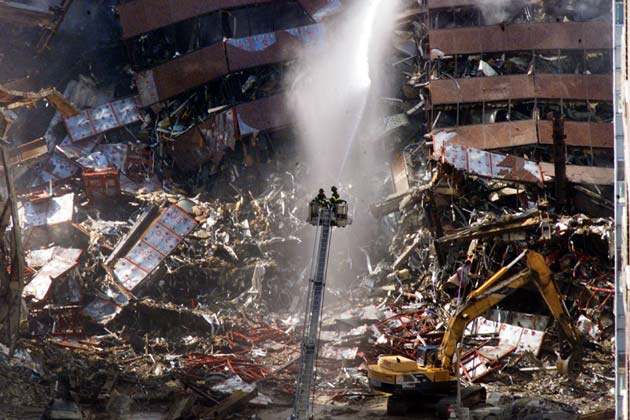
117;0;341;176
378;0;620;417
0;0;626;419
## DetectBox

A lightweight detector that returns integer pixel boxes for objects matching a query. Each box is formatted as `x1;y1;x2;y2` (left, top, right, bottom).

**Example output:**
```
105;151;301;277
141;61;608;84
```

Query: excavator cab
416;345;439;368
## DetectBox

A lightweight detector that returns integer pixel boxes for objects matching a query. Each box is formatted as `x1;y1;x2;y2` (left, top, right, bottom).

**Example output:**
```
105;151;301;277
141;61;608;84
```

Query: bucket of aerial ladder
308;200;349;227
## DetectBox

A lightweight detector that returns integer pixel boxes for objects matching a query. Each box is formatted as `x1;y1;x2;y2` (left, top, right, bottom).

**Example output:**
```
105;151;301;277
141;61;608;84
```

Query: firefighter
315;188;328;205
330;186;341;205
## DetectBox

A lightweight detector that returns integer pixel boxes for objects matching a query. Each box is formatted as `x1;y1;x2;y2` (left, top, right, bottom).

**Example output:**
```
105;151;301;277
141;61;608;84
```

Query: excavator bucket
556;353;574;377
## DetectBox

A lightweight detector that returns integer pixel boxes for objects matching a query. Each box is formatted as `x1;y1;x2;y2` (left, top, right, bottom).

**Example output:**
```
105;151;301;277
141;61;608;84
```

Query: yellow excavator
368;250;581;416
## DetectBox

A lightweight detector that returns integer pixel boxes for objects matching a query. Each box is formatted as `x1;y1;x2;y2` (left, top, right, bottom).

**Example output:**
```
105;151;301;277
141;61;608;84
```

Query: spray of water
287;0;399;290
288;0;399;189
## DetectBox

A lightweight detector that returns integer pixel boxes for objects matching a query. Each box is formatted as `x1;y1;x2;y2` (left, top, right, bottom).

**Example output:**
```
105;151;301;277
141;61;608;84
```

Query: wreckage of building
395;2;615;214
0;0;626;419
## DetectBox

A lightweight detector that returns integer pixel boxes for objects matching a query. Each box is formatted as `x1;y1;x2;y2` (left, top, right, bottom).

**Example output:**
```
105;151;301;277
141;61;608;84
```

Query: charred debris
0;0;618;419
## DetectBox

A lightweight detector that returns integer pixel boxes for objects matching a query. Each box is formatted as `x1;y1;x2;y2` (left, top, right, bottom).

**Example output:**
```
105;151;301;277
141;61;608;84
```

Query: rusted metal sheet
537;121;613;148
429;74;612;105
391;152;410;193
429;75;535;104
10;137;48;166
56;135;102;160
118;0;272;40
171;108;238;172
429;21;612;57
438;120;537;149
136;43;229;107
235;94;291;135
435;120;613;149
534;74;612;101
540;162;613;185
225;24;324;72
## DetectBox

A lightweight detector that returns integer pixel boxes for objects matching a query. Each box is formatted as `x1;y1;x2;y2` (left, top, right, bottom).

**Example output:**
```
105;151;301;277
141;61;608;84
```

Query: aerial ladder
291;190;350;420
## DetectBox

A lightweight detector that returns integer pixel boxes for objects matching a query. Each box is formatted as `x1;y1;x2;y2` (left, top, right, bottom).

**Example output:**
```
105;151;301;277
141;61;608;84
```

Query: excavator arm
437;251;580;371
526;251;581;350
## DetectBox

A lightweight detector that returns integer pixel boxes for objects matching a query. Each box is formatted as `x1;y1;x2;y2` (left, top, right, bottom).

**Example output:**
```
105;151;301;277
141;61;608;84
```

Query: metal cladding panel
429;75;612;105
573;166;614;185
435;134;613;185
235;94;292;135
427;79;465;104
483;75;534;102
430;28;473;55
494;154;545;183
433;132;549;183
20;193;75;228
31;154;79;188
578;20;614;50
172;108;238;172
537;121;614;148
136;70;159;107
429;21;612;56
23;248;83;301
444;120;538;149
76;143;129;171
137;43;229;106
113;205;197;291
63;97;142;142
226;24;323;72
118;0;272;40
429;75;535;104
534;74;613;101
56;135;102;160
437;121;613;149
171;127;211;172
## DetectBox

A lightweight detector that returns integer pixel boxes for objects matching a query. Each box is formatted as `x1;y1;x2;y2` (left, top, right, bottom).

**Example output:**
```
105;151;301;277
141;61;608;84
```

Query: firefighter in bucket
308;187;349;227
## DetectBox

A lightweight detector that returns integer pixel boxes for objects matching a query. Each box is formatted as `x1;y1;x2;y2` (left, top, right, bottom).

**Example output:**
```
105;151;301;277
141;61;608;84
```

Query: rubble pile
0;0;618;419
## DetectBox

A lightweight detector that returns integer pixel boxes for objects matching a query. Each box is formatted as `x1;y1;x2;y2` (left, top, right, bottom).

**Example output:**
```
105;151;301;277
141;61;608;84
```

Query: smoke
476;0;610;25
476;0;532;25
286;0;399;289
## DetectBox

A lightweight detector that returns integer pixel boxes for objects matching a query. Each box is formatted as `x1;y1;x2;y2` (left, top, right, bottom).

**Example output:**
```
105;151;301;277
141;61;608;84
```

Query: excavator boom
438;250;580;369
367;249;581;417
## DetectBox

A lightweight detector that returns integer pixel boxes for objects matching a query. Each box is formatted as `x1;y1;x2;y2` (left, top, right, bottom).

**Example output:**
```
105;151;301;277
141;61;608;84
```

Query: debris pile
0;0;618;419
